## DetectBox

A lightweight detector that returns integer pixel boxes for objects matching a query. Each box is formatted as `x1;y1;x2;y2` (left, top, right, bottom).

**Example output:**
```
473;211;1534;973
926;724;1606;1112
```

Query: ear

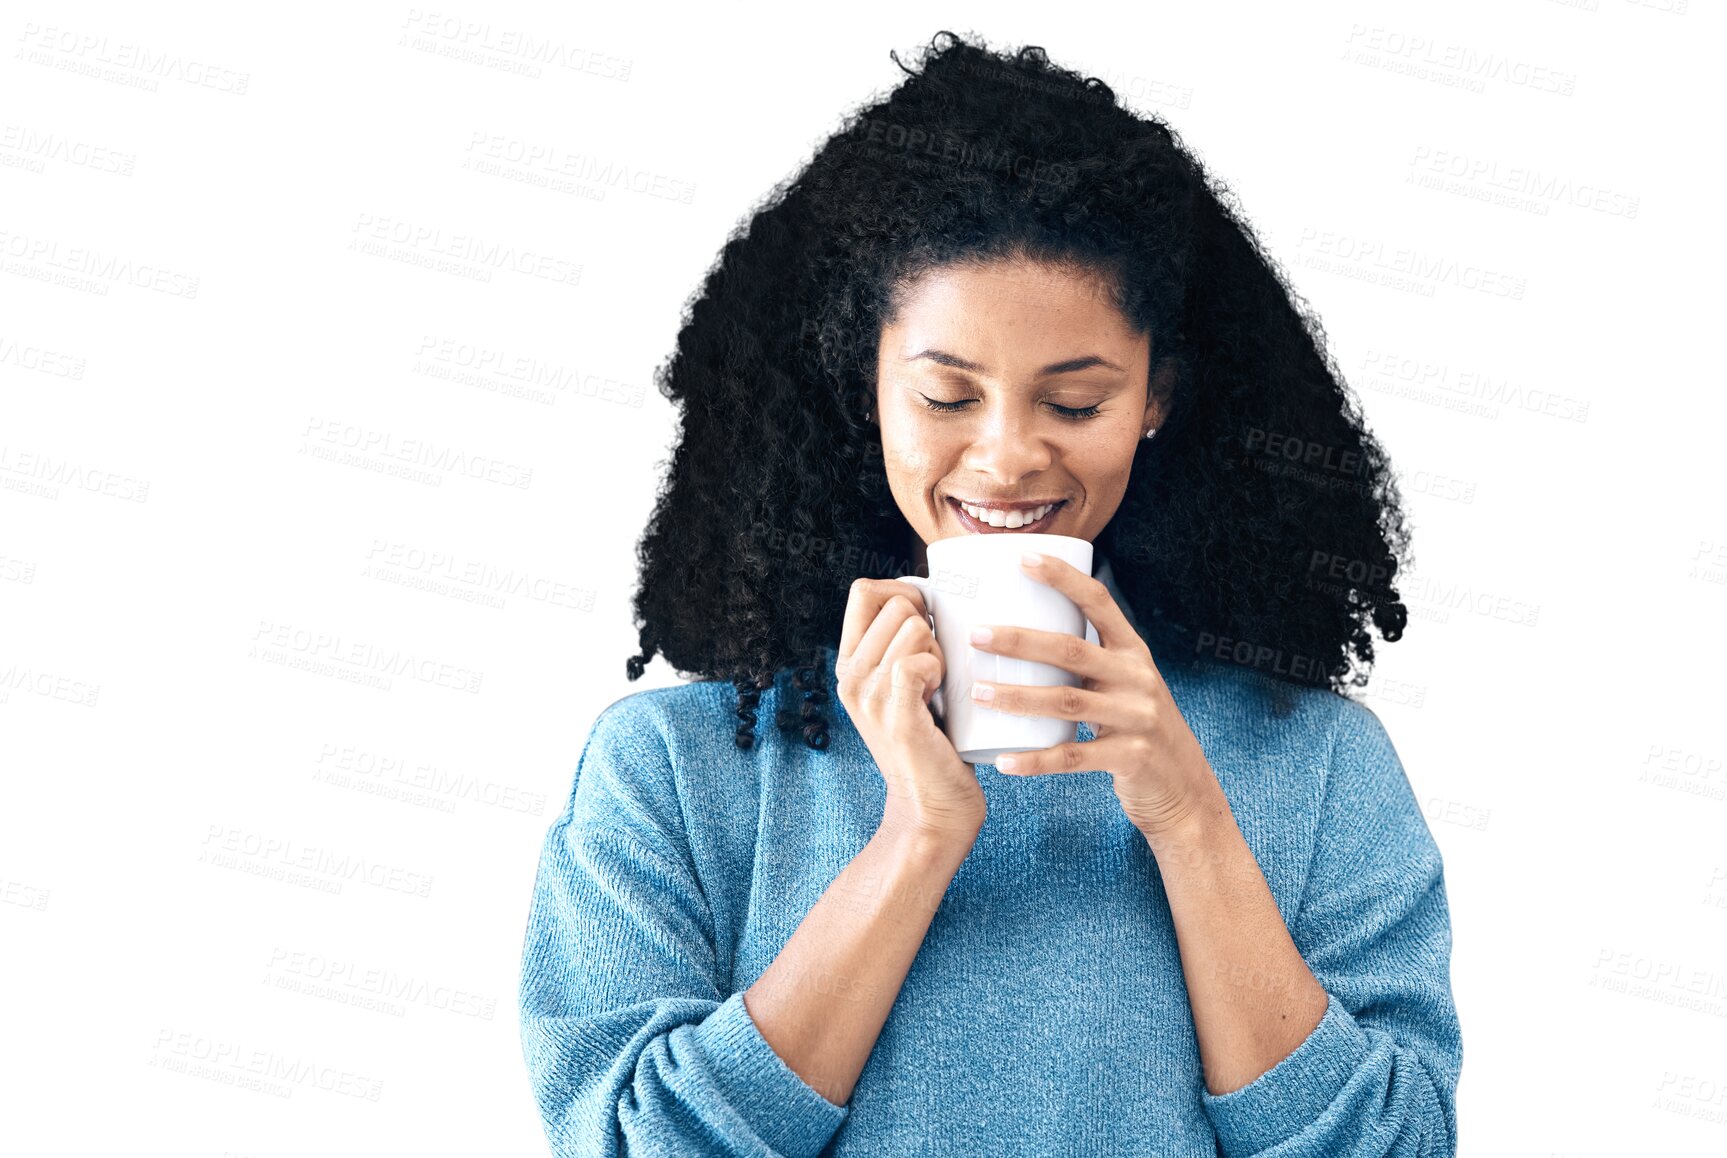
1145;358;1177;431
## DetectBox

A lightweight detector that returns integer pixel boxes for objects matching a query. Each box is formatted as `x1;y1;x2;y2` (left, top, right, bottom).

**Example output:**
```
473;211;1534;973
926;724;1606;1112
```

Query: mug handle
898;574;1098;721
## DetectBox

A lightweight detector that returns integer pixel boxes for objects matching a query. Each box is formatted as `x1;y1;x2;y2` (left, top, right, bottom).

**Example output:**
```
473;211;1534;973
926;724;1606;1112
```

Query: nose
960;402;1055;485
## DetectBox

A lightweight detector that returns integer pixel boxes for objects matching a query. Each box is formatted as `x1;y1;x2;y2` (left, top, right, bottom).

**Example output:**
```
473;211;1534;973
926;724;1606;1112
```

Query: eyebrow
904;348;1126;378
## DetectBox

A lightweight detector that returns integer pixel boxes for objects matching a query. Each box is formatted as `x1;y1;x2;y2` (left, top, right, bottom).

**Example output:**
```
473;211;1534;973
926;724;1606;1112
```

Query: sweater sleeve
517;696;851;1157
1199;698;1463;1158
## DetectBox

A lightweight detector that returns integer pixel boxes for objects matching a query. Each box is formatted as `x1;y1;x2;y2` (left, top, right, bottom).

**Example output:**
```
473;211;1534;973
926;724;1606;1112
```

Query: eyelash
917;396;1103;421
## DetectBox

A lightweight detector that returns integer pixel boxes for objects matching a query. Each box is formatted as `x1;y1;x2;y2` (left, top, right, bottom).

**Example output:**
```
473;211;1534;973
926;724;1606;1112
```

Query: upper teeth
958;500;1057;528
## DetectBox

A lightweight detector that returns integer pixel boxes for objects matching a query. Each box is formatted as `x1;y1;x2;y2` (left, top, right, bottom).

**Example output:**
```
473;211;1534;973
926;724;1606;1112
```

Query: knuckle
1059;686;1084;716
1061;744;1084;771
1059;633;1087;668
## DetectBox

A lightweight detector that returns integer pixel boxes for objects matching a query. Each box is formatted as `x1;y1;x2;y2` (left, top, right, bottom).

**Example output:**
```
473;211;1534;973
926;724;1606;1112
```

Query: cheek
1068;425;1138;478
881;416;947;479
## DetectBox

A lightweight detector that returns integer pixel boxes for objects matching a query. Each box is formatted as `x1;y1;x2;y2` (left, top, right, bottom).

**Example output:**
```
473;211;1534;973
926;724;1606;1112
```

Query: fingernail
970;626;993;646
1021;551;1042;567
997;755;1018;771
971;682;994;701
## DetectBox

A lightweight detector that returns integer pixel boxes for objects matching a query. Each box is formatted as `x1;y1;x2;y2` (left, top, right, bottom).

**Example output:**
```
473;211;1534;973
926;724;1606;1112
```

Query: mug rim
924;531;1093;562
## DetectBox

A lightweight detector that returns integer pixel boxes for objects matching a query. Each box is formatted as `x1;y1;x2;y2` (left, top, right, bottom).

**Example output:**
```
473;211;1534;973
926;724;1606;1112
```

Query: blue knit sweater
518;574;1463;1156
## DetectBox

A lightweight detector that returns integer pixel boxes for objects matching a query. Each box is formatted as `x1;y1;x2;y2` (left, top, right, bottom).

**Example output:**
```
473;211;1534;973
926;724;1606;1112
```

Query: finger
838;578;888;662
838;579;929;662
849;593;932;693
971;678;1147;730
996;733;1136;776
840;589;919;684
972;623;1116;683
886;652;943;731
905;610;946;708
925;633;947;705
889;578;931;620
1018;552;1147;656
880;602;933;668
868;613;936;716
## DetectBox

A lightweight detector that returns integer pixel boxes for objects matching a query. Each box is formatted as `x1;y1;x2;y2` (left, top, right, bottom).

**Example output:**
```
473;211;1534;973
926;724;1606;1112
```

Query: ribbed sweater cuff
683;990;850;1158
1199;990;1370;1155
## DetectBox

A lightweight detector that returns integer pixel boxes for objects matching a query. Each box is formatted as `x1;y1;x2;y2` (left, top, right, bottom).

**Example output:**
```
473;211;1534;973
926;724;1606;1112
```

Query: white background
3;2;1724;1154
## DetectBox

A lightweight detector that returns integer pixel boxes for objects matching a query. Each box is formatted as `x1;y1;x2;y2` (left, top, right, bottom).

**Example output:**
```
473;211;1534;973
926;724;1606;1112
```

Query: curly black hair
624;31;1412;751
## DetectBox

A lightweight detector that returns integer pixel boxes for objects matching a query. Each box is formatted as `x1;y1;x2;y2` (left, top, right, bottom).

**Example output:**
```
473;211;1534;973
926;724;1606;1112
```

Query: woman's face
874;257;1161;564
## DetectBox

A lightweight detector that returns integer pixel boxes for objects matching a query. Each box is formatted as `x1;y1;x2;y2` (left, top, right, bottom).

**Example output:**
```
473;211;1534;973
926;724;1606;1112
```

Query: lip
947;496;1068;533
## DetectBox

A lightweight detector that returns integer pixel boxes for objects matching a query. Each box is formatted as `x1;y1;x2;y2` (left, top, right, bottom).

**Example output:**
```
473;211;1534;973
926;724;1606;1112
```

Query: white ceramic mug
899;533;1097;766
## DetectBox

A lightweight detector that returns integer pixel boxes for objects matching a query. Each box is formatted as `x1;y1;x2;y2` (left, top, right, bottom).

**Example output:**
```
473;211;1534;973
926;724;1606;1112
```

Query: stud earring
1143;426;1158;440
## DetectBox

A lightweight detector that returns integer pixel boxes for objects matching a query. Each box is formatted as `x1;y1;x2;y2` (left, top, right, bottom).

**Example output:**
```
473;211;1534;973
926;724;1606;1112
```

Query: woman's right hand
835;578;986;845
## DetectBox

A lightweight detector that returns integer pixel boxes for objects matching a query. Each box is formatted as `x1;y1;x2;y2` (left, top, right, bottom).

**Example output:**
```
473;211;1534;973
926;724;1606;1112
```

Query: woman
519;31;1460;1157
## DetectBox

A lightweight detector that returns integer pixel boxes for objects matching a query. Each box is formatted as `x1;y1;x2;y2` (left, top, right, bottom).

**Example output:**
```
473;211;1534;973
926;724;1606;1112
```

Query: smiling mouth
946;497;1069;533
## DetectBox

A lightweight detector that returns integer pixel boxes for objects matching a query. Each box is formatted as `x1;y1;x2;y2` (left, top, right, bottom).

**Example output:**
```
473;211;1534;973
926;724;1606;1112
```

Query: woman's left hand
967;551;1221;840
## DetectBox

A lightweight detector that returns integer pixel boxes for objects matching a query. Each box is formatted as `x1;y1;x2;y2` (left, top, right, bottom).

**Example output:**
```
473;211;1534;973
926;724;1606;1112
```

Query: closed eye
917;396;1103;421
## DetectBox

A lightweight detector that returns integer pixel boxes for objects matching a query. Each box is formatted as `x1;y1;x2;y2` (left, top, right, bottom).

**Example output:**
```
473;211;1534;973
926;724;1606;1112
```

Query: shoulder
1164;654;1351;753
578;675;803;790
1322;692;1406;792
1308;692;1435;867
581;679;760;762
561;681;761;847
1168;659;1414;816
